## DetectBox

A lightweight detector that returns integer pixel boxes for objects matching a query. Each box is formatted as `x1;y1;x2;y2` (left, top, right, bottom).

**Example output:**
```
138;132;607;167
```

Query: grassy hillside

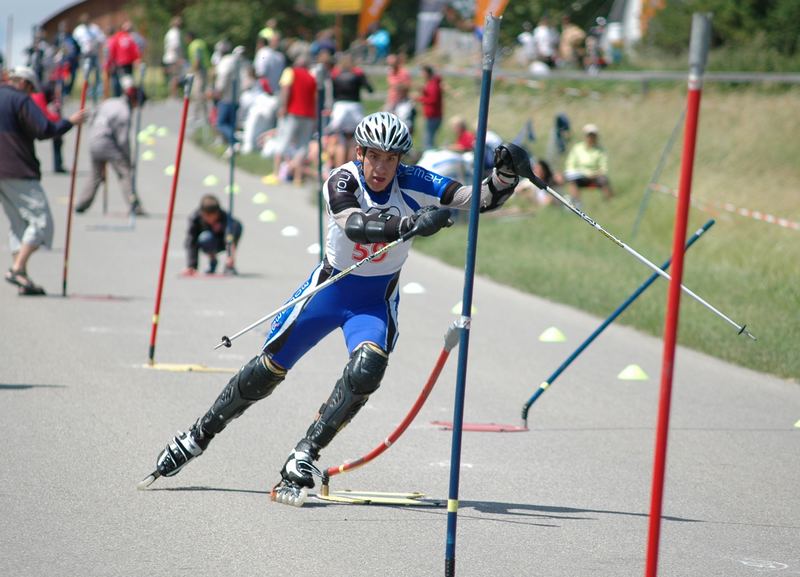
413;78;799;381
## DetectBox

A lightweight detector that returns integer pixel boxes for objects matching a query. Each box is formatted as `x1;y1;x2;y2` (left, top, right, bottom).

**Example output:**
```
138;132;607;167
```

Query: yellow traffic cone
618;364;649;381
538;327;566;343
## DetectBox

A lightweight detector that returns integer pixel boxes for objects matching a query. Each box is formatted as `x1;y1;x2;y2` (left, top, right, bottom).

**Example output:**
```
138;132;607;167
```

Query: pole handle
481;14;501;70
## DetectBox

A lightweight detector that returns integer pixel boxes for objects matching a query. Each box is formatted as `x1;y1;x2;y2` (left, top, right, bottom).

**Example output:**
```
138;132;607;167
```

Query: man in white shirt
162;17;184;98
72;13;105;101
253;33;285;96
533;15;559;68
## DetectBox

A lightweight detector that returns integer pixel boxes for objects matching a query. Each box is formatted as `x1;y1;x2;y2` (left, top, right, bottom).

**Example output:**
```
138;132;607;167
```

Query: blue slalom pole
521;218;715;425
445;13;501;577
226;54;241;261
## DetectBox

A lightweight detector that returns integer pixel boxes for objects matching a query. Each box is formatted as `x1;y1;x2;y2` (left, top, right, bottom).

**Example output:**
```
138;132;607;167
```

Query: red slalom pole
61;75;89;297
645;14;711;577
148;75;194;365
321;323;461;492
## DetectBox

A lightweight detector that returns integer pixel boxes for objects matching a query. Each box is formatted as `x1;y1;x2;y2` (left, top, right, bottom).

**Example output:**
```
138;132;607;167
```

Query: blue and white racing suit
263;160;475;369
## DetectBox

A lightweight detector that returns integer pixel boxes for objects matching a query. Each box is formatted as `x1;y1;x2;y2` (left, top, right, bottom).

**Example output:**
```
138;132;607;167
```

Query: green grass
413;81;800;381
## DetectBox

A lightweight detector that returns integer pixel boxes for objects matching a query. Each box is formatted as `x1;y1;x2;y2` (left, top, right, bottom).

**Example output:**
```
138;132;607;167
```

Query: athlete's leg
154;353;286;478
281;341;389;488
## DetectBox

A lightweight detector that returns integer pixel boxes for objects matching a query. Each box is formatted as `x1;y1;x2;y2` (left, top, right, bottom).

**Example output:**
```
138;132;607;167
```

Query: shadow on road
462;500;701;524
0;383;67;390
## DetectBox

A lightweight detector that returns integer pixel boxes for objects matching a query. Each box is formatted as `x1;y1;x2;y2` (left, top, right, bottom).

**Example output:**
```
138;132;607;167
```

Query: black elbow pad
345;212;403;244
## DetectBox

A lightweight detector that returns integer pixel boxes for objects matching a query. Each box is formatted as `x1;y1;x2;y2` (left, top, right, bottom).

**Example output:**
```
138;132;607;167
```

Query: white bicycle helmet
354;112;412;154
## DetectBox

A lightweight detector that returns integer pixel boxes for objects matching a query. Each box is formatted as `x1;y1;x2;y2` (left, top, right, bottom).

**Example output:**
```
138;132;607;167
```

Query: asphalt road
1;100;798;577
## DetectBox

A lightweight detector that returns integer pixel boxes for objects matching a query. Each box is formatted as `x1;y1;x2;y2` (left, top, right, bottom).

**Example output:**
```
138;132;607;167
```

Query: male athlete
142;112;522;505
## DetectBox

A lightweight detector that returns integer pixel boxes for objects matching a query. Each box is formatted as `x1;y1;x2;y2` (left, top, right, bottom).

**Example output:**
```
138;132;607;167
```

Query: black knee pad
343;343;388;395
301;344;388;454
200;354;285;435
238;353;286;400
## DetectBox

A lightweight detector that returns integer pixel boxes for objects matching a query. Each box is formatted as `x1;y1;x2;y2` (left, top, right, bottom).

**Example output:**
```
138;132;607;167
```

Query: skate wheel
296;488;308;506
136;471;159;490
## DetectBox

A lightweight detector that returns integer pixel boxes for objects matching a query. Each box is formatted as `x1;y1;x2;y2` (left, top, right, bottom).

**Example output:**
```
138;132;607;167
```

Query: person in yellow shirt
564;123;613;202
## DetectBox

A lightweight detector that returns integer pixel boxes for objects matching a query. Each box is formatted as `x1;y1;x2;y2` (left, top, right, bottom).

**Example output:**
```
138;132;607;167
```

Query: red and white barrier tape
648;183;800;231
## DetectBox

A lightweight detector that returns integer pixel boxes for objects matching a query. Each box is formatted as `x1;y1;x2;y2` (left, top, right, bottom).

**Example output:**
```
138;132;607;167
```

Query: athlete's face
358;147;401;192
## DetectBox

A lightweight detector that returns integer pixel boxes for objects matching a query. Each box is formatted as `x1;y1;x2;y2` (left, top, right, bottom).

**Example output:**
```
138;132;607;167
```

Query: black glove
493;144;518;179
401;206;454;238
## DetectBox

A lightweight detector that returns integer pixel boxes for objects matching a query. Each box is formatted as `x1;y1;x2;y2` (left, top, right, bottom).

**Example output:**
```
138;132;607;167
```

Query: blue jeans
216;101;237;145
424;117;441;150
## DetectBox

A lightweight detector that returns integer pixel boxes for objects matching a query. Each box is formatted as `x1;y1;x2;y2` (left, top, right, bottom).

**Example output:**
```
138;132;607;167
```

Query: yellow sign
318;0;362;13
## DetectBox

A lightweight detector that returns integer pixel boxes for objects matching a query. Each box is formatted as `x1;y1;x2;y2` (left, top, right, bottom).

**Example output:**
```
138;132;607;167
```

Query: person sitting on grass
184;194;243;276
448;115;475;153
564;123;613;204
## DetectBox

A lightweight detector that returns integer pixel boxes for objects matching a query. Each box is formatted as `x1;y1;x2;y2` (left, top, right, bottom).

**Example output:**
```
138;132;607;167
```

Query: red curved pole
322;324;461;490
148;75;193;365
62;78;89;297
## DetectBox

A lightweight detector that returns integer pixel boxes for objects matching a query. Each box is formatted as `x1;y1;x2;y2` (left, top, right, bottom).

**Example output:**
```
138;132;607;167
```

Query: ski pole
320;322;461;494
445;13;501;577
214;229;418;350
62;61;90;297
147;75;193;365
521;219;715;426
505;145;755;341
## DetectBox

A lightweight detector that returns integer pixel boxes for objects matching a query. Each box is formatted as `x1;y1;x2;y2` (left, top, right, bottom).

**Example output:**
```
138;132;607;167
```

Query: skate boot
271;447;322;507
137;421;211;489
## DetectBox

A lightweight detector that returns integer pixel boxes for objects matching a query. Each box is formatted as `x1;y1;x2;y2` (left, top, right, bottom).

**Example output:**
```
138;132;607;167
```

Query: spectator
163;17;184;98
271;51;317;183
584;16;608;73
516;22;536;66
30;80;67;173
106;21;141;97
241;76;278;155
449;116;475;152
258;18;279;43
564;123;613;203
101;25;116;99
559;15;586;68
184;194;242;275
214;43;244;154
311;29;336;59
72;14;105;101
546;111;571;162
25;30;53;89
515;156;563;207
416;65;443;150
532;15;559;68
393;85;416;141
185;30;211;126
383;53;410;113
366;23;391;63
0;66;86;296
326;51;373;167
253;33;286;98
55;21;81;95
75;77;145;215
